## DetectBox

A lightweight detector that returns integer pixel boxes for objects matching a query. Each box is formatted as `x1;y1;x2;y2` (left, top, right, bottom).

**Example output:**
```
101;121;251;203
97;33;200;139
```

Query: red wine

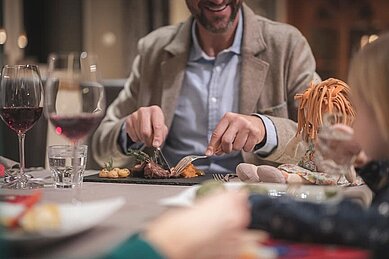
0;107;43;133
49;113;103;141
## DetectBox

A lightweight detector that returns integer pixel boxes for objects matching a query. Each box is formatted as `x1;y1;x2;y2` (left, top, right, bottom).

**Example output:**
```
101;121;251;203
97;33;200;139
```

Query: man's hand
125;105;168;147
206;113;265;156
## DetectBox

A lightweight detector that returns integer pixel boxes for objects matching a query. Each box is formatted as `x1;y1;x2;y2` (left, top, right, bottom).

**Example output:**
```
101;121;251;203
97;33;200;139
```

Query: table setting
0;53;372;258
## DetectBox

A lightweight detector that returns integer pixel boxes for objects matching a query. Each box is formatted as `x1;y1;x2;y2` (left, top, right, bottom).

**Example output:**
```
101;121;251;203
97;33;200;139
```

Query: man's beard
196;2;241;33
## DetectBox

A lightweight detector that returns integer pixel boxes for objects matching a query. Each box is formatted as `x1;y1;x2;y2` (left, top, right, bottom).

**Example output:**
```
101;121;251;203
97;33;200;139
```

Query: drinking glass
314;113;356;184
48;144;88;188
0;65;44;189
44;52;106;188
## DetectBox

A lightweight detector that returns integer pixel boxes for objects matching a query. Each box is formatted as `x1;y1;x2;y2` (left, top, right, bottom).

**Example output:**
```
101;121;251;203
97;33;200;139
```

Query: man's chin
205;23;232;33
199;18;233;33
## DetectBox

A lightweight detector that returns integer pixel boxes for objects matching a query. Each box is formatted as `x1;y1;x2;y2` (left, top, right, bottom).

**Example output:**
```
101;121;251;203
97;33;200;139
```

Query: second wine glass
0;65;44;189
45;52;106;188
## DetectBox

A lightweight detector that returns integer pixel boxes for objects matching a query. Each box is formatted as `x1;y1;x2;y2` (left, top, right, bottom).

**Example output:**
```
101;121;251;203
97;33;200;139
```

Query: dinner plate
1;197;126;241
160;182;342;207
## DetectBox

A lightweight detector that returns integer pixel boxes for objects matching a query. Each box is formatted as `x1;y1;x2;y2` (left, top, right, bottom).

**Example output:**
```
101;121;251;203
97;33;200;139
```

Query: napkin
0;156;19;177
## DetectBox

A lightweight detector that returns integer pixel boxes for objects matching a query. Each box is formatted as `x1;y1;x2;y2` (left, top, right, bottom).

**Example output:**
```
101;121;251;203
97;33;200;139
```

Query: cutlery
173;155;208;176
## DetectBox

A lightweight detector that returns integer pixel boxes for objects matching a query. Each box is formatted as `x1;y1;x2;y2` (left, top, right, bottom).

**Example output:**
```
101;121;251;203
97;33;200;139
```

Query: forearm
243;116;307;165
92;116;131;167
92;55;143;167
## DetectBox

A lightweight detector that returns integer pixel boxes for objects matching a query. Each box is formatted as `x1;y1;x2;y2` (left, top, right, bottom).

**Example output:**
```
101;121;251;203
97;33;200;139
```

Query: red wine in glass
49;113;103;142
45;52;106;191
0;64;44;189
0;107;43;134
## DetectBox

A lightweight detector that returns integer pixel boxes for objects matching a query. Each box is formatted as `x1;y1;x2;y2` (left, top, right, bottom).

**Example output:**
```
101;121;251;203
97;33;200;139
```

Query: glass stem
18;132;26;178
72;141;80;186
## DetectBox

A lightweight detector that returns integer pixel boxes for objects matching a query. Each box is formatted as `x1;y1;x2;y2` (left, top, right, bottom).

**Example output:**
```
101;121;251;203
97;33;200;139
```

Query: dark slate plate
83;173;216;186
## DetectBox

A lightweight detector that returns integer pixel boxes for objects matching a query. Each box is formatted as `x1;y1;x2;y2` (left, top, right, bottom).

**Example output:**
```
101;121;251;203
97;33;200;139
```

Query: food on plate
99;159;130;178
195;180;268;199
195;180;226;199
126;149;204;179
20;204;60;232
180;163;204;178
324;188;338;198
240;184;268;195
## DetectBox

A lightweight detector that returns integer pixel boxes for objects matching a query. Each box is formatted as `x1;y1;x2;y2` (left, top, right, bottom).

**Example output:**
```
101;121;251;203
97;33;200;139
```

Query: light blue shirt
122;14;277;173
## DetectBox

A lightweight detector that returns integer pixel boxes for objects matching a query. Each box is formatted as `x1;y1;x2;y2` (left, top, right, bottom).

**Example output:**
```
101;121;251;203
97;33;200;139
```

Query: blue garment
120;13;277;173
249;160;389;258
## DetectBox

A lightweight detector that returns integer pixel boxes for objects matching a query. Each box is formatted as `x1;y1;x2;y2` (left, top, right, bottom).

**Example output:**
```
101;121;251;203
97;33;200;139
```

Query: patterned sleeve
249;191;389;251
357;160;389;197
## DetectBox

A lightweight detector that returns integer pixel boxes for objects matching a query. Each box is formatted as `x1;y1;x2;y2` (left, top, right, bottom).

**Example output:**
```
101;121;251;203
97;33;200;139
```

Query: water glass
48;145;88;188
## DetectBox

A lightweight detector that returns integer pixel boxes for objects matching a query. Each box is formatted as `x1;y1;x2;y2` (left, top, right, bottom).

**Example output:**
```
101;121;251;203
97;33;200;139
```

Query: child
249;32;389;257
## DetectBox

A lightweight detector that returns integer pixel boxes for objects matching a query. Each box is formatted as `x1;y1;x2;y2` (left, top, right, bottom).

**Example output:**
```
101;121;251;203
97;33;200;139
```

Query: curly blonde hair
295;78;355;141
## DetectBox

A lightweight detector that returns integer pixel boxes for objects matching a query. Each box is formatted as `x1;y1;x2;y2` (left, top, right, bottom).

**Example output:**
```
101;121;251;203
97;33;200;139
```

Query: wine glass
314;113;357;184
44;52;106;188
0;65;44;189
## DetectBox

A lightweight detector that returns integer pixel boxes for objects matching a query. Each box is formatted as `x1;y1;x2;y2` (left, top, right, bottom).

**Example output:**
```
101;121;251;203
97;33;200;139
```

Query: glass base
1;174;44;189
2;179;44;189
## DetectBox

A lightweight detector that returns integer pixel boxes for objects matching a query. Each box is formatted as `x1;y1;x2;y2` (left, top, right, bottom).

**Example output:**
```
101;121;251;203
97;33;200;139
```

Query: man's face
185;0;243;33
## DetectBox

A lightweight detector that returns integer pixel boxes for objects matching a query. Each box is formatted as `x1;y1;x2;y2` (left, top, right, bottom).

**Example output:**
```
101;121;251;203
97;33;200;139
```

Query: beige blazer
92;4;317;167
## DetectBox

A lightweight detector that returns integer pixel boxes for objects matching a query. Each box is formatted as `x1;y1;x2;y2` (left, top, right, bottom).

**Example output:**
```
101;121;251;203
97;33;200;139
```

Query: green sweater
105;233;165;259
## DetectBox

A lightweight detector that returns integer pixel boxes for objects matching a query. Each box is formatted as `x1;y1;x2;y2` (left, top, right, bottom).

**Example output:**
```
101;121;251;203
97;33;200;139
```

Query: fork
213;173;227;182
212;173;238;182
173;155;208;175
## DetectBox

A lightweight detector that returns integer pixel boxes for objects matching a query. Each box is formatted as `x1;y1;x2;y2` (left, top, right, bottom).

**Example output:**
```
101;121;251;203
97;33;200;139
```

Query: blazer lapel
239;4;269;115
160;18;193;128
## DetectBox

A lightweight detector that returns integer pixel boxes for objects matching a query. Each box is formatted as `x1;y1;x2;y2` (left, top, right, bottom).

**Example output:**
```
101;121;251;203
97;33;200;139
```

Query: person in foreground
92;0;318;173
106;191;251;259
249;32;389;258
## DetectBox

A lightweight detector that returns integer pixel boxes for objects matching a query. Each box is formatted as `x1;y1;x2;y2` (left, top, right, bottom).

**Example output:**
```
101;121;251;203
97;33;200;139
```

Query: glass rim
48;144;88;149
48;51;97;60
2;64;39;69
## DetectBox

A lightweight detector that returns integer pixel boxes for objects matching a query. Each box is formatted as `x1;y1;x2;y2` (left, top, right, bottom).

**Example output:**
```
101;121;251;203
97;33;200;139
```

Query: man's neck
196;14;240;57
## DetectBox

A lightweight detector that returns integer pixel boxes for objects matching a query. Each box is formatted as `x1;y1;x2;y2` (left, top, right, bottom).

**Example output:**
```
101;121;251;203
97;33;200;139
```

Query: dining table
1;169;373;258
2;170;189;258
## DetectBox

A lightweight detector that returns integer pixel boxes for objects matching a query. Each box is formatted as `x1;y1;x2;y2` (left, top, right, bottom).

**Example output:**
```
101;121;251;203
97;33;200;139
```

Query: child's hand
316;124;362;166
145;190;250;259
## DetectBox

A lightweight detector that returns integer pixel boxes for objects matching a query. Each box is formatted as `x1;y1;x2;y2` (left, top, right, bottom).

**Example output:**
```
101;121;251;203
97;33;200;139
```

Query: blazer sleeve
92;47;144;167
244;32;318;165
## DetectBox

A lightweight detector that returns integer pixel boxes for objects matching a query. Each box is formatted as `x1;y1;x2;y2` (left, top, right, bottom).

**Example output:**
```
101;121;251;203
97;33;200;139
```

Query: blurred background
0;0;388;169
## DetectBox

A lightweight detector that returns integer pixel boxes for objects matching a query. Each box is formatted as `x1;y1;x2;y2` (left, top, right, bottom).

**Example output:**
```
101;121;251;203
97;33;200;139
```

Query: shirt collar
189;10;243;61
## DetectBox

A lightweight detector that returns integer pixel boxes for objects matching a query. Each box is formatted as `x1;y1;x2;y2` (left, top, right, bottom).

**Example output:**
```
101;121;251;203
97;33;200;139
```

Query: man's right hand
125;105;168;147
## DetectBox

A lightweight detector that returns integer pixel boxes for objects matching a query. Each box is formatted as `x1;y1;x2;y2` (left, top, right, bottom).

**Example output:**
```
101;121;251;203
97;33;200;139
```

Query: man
92;0;317;172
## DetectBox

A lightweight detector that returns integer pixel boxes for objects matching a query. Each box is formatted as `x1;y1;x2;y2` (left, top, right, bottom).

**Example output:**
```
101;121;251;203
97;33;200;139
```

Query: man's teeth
207;4;228;12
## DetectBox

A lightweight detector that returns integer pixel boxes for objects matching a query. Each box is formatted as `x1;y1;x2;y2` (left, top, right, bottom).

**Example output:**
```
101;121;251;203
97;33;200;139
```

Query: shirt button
211;97;217;103
215;66;221;73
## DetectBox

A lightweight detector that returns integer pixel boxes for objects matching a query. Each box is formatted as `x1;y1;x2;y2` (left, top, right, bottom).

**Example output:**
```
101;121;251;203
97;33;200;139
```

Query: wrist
250;114;266;149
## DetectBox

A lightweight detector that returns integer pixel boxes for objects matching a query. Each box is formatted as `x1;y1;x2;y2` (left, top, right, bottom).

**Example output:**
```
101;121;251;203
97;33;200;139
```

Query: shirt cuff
251;114;278;156
118;123;144;154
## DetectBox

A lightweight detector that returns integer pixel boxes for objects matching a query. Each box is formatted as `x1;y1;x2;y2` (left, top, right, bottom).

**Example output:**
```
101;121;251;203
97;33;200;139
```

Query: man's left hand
206;113;265;155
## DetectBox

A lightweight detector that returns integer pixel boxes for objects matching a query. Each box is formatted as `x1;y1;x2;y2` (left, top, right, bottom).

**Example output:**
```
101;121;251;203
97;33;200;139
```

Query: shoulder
255;16;306;46
137;23;185;54
242;5;311;58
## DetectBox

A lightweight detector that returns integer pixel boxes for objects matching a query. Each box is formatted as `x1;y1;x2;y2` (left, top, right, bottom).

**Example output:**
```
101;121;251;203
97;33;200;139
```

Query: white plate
160;182;342;207
1;197;126;241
